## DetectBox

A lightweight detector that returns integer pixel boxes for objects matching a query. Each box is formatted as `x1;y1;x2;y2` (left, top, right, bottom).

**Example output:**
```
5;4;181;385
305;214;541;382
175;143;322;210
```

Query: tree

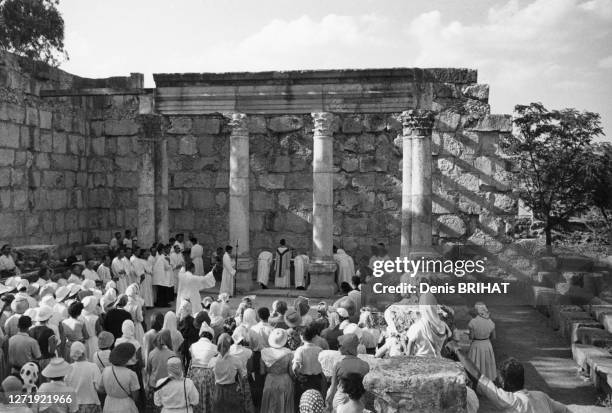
501;102;604;253
589;142;612;227
0;0;67;66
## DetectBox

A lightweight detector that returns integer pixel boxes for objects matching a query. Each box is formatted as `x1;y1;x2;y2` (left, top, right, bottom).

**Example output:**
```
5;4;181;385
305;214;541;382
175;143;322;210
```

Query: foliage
501;102;605;249
589;142;612;226
0;0;67;66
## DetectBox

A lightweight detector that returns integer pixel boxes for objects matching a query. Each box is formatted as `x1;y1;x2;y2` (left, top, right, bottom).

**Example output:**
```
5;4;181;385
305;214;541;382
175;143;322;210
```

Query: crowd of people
0;235;574;413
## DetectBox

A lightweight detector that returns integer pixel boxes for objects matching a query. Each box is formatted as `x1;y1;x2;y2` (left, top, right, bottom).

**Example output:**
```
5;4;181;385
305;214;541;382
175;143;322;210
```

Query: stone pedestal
308;112;337;296
363;356;467;413
154;133;169;244
137;115;159;248
227;113;253;293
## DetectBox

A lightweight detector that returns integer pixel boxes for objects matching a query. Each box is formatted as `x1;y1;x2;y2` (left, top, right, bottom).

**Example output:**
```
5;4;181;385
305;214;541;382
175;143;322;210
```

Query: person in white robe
124;249;138;286
96;255;112;287
274;239;291;289
257;250;273;288
111;249;129;294
0;244;19;276
334;248;355;288
152;245;174;307
220;246;236;297
82;260;100;282
294;253;310;289
169;245;184;293
140;249;154;307
189;238;204;276
176;261;216;313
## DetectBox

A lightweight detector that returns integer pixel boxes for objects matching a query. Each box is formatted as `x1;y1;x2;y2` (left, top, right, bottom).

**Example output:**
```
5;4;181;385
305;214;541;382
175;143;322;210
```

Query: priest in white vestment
220;245;236;296
111;249;128;294
169;244;184;292
294;253;309;289
190;239;204;276
257;250;273;288
176;261;216;313
274;239;291;289
334;248;355;288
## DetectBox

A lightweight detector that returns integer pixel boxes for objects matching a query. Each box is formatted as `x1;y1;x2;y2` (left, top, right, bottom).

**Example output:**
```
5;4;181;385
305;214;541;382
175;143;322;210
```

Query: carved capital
226;112;248;137
311;112;334;137
401;110;435;137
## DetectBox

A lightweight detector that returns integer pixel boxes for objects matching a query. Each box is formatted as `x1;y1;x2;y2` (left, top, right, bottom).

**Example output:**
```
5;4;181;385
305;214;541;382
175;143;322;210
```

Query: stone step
572;343;610;372
567;320;601;343
576;327;612;347
558;256;594;271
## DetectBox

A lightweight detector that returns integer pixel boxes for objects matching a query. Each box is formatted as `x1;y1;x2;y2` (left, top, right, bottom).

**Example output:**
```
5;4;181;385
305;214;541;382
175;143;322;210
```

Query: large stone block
0;168;10;187
104;119;139;136
0;103;25;123
469;115;512;132
363;356;466;413
435;112;461;132
39;110;52;129
258;174;285;190
436;214;467;238
342;115;364;134
461;84;489;101
0;121;20;148
247;116;266;134
252;191;275;210
174;171;214;188
67;134;85;155
52;131;67;154
193;117;221;135
285;173;312;190
178;135;198;155
268;115;303;133
190;190;216;209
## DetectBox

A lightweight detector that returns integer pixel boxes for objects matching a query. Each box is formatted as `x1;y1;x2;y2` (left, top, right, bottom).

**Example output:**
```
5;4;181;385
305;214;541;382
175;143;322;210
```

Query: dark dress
179;316;198;371
103;308;132;343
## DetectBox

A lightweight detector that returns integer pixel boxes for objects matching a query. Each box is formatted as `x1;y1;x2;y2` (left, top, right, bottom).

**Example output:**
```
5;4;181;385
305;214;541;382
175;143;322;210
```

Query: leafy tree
589;142;612;227
501;102;604;253
0;0;67;66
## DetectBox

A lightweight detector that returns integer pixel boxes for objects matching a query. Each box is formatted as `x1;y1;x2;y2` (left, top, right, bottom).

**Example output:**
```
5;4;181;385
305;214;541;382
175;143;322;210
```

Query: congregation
0;235;574;413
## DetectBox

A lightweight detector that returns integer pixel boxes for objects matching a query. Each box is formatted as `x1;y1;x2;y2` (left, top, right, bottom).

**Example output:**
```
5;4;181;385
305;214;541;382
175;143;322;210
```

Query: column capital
226;112;248;136
311;112;335;137
401;110;435;137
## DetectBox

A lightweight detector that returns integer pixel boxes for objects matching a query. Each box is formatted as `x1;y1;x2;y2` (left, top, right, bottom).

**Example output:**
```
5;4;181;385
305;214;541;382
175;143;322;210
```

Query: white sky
58;0;612;139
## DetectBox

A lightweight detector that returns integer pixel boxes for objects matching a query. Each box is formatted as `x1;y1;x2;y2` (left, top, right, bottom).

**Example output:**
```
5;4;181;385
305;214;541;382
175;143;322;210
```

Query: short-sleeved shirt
468;316;495;340
100;365;140;398
8;332;41;369
334;355;370;381
209;354;245;384
293;343;323;375
477;375;571;413
190;338;218;368
154;377;199;412
29;325;55;358
65;361;102;405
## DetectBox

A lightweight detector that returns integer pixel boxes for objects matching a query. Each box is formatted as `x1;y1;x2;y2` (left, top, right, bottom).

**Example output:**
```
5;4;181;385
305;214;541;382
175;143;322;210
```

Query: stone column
308;112;337;297
154;125;169;244
137;115;159;248
227;113;253;293
400;111;413;257
407;110;435;257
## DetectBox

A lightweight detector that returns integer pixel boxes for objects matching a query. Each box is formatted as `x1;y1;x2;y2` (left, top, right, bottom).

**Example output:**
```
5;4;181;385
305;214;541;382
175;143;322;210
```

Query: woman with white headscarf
124;283;145;344
154;356;199;413
162;311;184;353
405;292;451;358
115;319;145;408
467;301;496;380
208;302;225;341
81;295;102;361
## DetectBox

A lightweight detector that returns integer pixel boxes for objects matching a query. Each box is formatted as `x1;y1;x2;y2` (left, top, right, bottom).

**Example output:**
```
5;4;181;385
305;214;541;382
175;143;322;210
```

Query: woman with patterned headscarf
405;292;451;358
299;389;325;413
467;301;496;380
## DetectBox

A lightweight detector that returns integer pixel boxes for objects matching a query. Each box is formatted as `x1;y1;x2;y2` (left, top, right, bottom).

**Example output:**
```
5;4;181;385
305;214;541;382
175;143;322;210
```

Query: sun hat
109;342;136;366
24;308;37;320
199;322;214;337
38;284;55;299
27;283;40;296
35;306;54;322
5;277;20;289
55;286;70;302
40;295;56;308
98;331;115;349
10;295;29;314
284;308;302;328
338;333;359;356
67;283;81;298
0;283;15;295
232;324;248;345
342;323;363;339
70;341;86;360
42;357;71;378
81;279;96;291
268;328;288;349
16;279;29;292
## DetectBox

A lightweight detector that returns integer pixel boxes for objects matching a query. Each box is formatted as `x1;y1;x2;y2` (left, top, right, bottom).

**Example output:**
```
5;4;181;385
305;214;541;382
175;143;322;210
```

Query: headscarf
177;298;192;321
299;389;325;413
70;341;87;361
261;346;292;368
339;333;359;356
358;311;374;329
105;281;117;292
100;289;117;311
167;356;183;379
162;311;184;351
209;302;223;326
328;310;340;330
125;283;140;298
115;319;141;350
242;308;257;329
418;292;451;347
82;296;99;315
475;302;490;319
20;362;39;394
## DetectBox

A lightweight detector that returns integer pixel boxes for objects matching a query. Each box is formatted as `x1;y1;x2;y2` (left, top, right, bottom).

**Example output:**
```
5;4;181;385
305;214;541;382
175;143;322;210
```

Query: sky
57;0;612;139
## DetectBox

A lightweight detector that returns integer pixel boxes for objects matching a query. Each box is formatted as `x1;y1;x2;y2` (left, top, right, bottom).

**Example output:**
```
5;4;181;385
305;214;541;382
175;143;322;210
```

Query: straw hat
81;279;96;291
24;308;37;320
268;328;288;349
55;286;70;302
109;342;136;366
5;277;20;288
42;358;71;378
35;306;54;322
284;308;302;328
70;342;86;360
0;283;15;295
27;283;39;296
67;283;81;298
10;295;29;314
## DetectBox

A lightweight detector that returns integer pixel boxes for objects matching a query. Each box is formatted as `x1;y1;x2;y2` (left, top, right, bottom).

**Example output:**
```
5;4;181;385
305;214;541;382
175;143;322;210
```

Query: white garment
334;249;355;288
97;265;112;286
169;252;184;288
80;312;99;361
274;247;291;289
294;254;309;288
111;257;128;294
152;254;173;287
256;251;273;286
0;254;16;271
83;269;100;282
190;244;204;276
220;252;236;296
176;269;215;314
